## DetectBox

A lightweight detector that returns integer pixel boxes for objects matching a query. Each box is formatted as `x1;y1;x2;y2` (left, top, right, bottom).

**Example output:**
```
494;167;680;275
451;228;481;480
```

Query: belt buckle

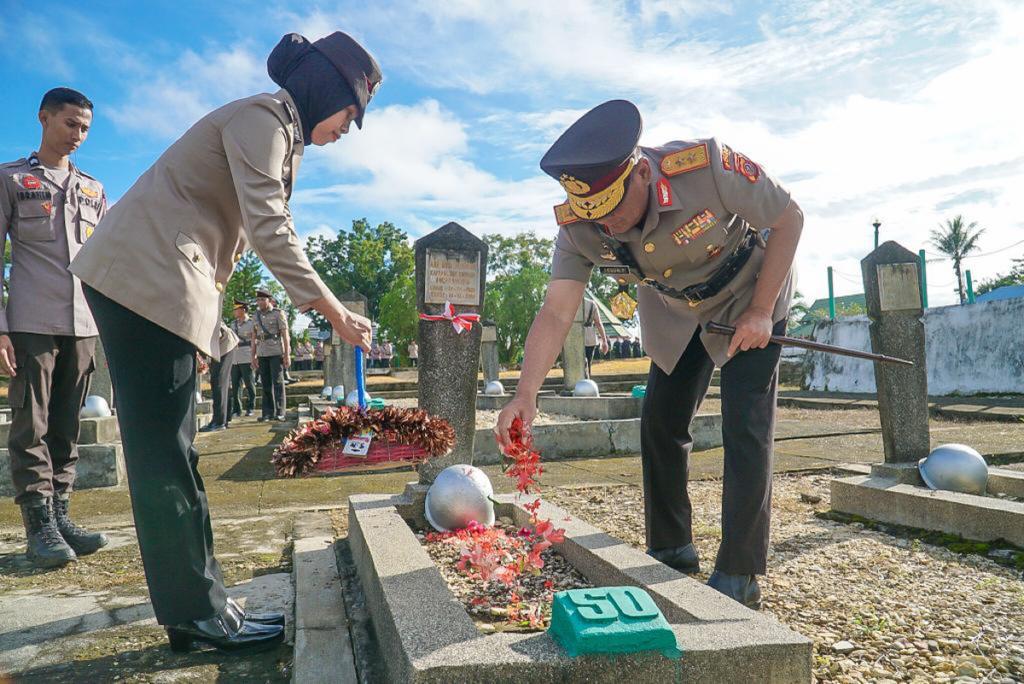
684;291;703;308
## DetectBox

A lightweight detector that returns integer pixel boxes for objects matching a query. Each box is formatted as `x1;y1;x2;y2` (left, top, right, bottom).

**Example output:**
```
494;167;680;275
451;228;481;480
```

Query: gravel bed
416;518;592;633
545;474;1024;683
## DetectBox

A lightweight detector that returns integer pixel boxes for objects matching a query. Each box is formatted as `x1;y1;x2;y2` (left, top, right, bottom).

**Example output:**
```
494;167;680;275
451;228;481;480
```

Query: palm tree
930;215;984;304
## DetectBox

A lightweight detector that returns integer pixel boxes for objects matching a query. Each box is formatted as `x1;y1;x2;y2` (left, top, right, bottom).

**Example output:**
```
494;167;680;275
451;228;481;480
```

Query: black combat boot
20;499;77;568
52;495;109;555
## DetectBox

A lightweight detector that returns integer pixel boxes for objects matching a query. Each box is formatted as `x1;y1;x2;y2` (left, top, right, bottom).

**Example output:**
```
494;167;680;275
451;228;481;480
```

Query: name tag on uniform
599;266;630;275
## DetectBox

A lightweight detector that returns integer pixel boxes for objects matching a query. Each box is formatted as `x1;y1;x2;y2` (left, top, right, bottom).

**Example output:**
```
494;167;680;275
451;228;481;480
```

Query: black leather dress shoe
165;614;284;653
199;423;226;433
647;543;700;574
225;596;286;627
707;571;762;610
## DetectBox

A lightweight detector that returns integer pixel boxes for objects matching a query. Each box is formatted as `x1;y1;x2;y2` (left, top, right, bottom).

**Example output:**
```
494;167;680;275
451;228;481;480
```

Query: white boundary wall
804;297;1024;395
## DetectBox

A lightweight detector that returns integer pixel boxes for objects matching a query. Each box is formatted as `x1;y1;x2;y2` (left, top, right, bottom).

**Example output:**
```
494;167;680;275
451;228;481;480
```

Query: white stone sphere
321;385;334;398
331;385;346;402
573;379;600;397
80;395;112;419
346;389;370;408
195;390;204;404
918;443;988;495
483;380;505;396
424;464;496;532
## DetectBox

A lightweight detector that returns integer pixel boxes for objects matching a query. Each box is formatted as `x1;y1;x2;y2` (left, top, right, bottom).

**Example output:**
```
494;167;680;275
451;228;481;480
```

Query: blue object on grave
631;385;647;399
548;586;680;658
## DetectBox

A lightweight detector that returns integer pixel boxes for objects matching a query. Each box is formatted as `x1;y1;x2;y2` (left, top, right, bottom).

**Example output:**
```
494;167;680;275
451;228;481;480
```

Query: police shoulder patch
660;143;710;177
553;201;579;226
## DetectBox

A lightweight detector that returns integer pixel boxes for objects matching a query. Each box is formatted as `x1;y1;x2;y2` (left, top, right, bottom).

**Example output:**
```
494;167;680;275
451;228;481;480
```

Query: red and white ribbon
419;301;480;334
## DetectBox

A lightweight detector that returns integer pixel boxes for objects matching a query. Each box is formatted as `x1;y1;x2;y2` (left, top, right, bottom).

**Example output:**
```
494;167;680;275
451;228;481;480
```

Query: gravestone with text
562;300;586;391
861;241;930;482
416;223;488;483
480;321;499;383
329;291;368;394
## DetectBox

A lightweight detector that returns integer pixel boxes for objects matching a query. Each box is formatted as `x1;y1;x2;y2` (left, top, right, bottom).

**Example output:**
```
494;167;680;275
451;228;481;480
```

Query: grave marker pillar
480;322;499;383
562;300;586;391
861;241;930;483
415;222;488;483
331;291;367;393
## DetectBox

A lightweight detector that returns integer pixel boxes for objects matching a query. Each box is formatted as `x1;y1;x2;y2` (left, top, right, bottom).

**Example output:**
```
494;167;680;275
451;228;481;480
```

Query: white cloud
108;44;272;139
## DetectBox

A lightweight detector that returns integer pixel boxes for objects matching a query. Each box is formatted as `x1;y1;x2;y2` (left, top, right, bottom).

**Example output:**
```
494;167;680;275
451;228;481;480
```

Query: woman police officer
70;32;380;654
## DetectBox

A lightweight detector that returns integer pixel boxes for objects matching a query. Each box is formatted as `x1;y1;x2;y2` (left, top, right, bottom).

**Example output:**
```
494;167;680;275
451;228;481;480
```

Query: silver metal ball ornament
345;389;369;408
424;464;496;532
483;380;505;396
331;385;346;402
918;443;988;495
321;385;334;398
80;395;112;419
573;378;600;397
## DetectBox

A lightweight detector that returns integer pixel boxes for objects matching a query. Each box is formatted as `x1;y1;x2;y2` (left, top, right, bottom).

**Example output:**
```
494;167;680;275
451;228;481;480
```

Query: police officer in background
496;100;803;609
229;300;256;417
70;31;378;653
0;87;109;568
200;322;238;432
252;289;289;422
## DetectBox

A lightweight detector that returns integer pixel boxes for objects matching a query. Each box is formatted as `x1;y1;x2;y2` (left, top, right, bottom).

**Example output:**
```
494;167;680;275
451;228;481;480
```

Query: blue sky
2;0;1022;308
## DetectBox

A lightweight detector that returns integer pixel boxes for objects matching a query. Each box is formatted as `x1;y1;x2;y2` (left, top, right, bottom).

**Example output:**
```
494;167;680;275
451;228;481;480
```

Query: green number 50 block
548;586;681;658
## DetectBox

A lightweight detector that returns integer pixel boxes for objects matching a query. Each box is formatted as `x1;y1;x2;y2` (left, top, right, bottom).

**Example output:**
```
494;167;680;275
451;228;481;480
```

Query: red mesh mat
315;440;431;474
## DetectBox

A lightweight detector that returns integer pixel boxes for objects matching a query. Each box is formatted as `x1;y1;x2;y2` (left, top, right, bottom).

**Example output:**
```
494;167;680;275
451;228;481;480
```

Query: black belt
238;341;251;347
604;229;757;307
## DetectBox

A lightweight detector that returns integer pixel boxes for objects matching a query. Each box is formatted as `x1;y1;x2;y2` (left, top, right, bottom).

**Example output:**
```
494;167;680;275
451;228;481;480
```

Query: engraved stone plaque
424;249;481;306
877;263;922;312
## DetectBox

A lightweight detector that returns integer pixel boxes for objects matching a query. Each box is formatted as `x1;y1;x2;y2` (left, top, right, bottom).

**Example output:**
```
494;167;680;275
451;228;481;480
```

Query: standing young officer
200;322;238;432
70;31;380;654
229;300;256;418
251;289;289;422
496;100;803;609
0;88;109;569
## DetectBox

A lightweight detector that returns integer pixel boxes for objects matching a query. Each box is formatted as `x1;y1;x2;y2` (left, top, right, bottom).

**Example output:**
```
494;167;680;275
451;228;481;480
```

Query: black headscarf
267;34;357;143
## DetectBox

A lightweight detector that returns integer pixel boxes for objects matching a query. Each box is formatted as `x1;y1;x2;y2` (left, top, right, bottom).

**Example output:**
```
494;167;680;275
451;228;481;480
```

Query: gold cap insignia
565;156;637;221
558;174;591;195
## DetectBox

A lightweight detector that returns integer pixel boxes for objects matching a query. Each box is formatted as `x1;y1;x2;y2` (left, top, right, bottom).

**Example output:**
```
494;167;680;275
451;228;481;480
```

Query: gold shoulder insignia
661;143;710;177
553;201;579;226
80;185;100;198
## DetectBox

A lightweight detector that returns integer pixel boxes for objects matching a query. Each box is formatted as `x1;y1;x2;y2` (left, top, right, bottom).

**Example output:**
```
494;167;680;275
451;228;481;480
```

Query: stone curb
292;513;357;684
831;474;1024;546
776;394;1024;423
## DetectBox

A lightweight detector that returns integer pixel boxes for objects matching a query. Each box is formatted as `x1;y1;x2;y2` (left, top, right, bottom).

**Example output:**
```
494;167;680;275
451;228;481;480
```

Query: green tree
377;270;417;365
481;233;556;365
930;215;985;304
221;251;264;320
305;219;414;323
975;255;1024;296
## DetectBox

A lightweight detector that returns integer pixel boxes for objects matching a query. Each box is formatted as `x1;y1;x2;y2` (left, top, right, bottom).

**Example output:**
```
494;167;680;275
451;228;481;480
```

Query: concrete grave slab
538;395;642;420
346;487;812;683
832;474;1024;546
0;444;125;498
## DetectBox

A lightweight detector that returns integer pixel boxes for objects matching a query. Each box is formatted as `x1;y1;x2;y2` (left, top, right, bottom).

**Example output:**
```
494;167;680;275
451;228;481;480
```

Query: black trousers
84;286;226;625
258;355;285;418
640;320;784;576
209;355;232;427
7;334;96;505
584;344;597;377
230;363;255;414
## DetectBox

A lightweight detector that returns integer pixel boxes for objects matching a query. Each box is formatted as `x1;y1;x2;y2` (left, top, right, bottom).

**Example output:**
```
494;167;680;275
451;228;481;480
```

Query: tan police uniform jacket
254;307;288;358
230;317;256;366
217;322;239;359
0;154;106;336
69;89;331;360
551;138;794;373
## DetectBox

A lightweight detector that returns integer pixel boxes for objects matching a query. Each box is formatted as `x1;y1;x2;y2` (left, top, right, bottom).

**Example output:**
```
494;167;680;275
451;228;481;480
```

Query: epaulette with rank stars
553;201;580;226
